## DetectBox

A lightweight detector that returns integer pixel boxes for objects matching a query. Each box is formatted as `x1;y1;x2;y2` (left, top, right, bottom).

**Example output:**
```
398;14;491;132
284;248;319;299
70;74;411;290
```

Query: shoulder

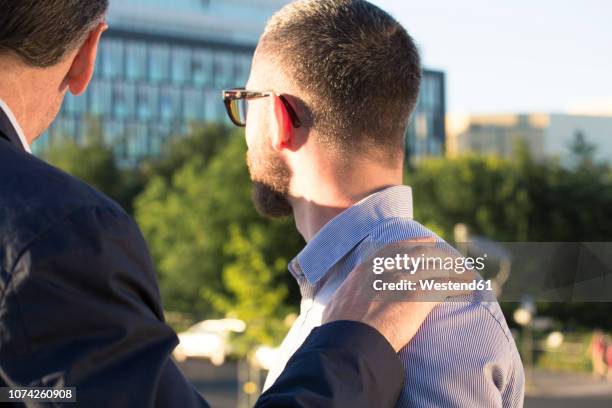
397;300;523;405
415;299;517;353
356;217;519;356
0;145;133;270
361;219;521;368
402;299;523;381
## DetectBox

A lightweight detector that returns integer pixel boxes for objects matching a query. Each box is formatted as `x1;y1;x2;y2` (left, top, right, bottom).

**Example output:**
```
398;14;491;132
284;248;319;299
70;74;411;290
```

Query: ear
67;22;108;96
270;94;293;151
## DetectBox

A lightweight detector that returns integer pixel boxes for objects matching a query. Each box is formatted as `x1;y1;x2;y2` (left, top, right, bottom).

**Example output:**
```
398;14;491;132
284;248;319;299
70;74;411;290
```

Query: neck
289;155;403;242
0;56;62;144
0;64;30;142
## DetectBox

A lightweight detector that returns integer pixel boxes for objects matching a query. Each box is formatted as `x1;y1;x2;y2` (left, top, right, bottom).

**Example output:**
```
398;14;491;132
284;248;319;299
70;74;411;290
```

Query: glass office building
406;69;446;161
35;0;445;165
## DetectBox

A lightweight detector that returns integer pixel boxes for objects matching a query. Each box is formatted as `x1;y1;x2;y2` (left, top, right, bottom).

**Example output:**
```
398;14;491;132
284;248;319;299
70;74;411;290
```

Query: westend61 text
372;279;493;292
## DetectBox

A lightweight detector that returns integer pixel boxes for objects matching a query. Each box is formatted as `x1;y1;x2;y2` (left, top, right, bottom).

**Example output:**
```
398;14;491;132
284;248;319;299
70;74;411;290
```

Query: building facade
34;0;446;165
448;113;612;163
406;69;446;161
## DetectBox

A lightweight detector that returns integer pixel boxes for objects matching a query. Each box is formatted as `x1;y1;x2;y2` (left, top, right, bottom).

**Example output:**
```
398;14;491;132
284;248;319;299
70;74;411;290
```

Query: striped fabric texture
263;185;525;407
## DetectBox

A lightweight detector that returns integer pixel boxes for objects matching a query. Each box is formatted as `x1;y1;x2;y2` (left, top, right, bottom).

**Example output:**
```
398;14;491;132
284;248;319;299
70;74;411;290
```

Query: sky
370;0;612;117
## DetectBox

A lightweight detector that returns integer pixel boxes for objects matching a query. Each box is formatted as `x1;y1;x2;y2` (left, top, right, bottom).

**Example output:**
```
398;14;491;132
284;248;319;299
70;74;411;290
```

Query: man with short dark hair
223;0;525;406
0;1;447;407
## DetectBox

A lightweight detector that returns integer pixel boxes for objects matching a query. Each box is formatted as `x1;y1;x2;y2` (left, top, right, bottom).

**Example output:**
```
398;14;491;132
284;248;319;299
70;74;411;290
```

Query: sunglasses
222;88;301;128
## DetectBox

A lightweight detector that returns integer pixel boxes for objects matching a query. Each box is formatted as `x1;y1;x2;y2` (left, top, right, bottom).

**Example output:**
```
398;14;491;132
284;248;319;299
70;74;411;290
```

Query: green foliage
409;154;530;241
569;131;597;168
140;123;232;182
134;127;303;322
515;140;612;242
410;146;612;242
410;148;612;329
44;131;145;213
46;135;119;195
204;224;291;356
535;331;591;373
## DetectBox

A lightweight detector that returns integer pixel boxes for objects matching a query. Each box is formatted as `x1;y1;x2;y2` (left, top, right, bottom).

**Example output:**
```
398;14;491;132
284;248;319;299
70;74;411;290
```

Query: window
106;120;125;145
235;54;252;84
429;77;441;110
113;82;135;119
160;86;182;120
204;89;223;123
106;121;127;160
149;123;170;156
171;47;191;85
55;118;76;140
149;44;170;83
137;84;159;120
192;49;213;86
100;39;124;79
126;122;150;159
183;88;205;121
420;76;441;111
213;51;234;87
126;41;147;81
125;83;137;118
63;92;87;115
90;81;112;116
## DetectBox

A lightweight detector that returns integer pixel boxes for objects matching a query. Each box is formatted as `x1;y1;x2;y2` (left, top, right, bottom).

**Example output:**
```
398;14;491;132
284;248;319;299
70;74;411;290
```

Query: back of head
259;0;421;160
0;0;109;67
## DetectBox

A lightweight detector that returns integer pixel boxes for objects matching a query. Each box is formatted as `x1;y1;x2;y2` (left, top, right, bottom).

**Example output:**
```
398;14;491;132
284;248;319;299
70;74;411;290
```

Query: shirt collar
0;98;32;154
293;185;413;285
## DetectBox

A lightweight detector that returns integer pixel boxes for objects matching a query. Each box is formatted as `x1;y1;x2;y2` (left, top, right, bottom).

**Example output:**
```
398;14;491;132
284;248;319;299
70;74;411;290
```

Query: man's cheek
245;108;265;148
246;151;256;178
246;150;265;182
245;129;255;149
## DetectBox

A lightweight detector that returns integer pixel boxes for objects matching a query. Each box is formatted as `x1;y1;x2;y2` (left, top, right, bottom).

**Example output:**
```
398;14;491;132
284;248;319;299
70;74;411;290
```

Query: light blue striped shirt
263;185;525;407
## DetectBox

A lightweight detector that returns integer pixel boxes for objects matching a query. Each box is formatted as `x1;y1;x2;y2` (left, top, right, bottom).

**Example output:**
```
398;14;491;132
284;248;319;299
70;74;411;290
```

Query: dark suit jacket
0;107;404;407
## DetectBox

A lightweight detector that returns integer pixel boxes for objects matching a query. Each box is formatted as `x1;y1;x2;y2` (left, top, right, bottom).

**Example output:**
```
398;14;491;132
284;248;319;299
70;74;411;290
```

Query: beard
247;140;293;218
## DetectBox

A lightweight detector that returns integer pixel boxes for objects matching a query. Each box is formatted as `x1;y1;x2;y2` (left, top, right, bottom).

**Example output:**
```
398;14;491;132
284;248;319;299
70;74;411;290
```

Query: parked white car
173;319;246;366
253;345;282;371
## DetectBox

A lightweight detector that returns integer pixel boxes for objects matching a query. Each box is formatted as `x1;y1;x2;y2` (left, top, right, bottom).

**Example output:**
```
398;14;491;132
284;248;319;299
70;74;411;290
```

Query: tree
410;145;612;243
44;131;144;213
408;154;531;241
517;140;612;242
140;123;232;182
134;128;303;322
569;131;596;167
205;224;291;356
409;148;612;329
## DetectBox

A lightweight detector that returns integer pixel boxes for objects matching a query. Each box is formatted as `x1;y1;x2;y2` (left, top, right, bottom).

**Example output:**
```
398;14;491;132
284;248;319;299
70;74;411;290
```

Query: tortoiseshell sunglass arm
223;88;301;128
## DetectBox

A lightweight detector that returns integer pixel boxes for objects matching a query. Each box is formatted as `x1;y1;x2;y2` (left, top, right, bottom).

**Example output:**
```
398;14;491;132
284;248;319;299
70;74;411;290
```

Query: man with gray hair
223;0;525;406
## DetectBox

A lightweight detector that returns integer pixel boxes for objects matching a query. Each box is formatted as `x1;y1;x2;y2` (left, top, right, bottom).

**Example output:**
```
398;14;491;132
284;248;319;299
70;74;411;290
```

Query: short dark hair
0;0;109;67
259;0;421;157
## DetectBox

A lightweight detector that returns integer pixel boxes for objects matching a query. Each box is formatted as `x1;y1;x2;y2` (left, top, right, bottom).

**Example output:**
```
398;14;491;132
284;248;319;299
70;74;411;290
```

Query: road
525;369;612;408
178;360;239;408
177;360;612;408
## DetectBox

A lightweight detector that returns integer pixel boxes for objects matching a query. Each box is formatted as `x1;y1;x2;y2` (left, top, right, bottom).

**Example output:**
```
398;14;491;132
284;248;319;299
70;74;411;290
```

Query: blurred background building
32;0;446;166
406;69;446;162
447;113;612;163
34;0;289;165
